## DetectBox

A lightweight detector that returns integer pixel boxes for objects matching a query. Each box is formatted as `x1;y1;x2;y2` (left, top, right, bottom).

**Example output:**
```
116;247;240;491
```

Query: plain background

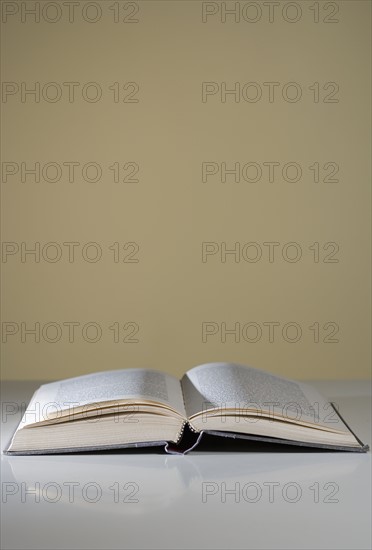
1;0;371;381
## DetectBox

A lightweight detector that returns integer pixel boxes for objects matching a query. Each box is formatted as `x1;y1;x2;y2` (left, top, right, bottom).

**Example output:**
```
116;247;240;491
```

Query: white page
21;369;186;425
182;362;350;433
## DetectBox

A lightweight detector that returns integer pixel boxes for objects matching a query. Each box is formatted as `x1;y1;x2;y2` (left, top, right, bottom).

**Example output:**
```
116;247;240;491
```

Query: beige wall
1;0;371;381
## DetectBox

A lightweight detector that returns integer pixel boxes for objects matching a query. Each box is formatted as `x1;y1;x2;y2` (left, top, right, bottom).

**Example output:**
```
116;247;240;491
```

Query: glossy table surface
1;380;371;550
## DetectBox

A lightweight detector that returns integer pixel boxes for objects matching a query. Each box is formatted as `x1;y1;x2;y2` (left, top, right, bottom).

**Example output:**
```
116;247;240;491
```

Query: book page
21;369;186;425
182;362;350;432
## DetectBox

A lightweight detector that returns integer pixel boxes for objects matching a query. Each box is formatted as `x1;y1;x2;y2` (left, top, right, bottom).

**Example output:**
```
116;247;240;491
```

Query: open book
5;363;368;454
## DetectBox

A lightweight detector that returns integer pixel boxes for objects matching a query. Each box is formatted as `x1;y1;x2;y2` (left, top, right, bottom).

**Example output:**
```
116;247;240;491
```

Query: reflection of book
7;455;188;514
7;451;362;514
4;363;368;454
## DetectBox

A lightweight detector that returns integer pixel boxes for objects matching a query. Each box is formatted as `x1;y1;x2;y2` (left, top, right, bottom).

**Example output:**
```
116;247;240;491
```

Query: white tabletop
1;380;371;550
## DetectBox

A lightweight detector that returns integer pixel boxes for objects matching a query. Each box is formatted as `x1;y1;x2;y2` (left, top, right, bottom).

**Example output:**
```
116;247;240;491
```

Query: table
1;380;371;550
